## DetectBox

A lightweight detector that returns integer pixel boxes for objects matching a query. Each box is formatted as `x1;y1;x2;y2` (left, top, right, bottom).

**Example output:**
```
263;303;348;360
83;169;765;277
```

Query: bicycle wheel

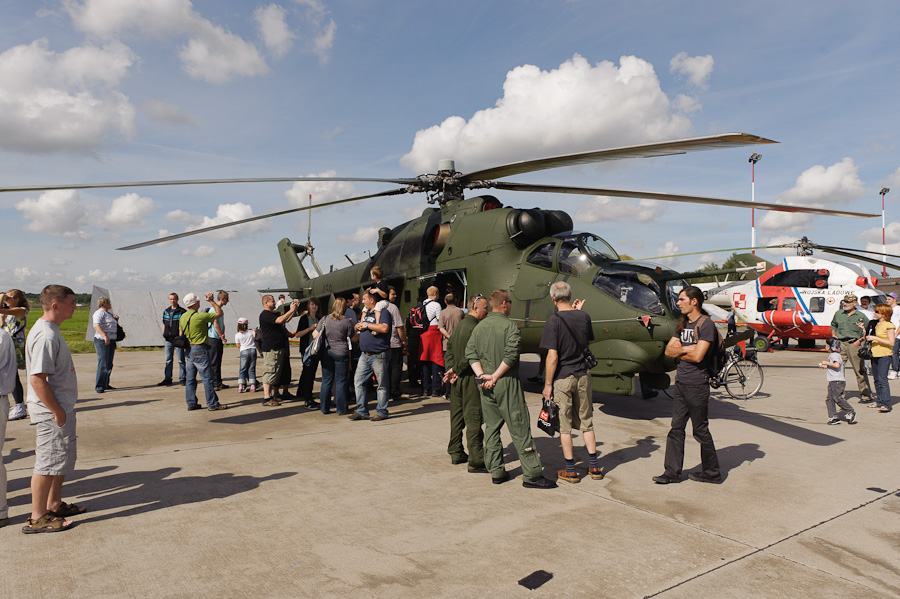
723;359;764;399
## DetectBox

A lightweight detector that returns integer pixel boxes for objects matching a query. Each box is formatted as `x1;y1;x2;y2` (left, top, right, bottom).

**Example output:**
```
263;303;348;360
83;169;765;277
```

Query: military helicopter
0;134;877;396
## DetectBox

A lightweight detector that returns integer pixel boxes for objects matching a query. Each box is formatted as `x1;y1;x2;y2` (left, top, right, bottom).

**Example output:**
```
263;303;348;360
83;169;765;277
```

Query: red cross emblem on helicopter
733;292;746;310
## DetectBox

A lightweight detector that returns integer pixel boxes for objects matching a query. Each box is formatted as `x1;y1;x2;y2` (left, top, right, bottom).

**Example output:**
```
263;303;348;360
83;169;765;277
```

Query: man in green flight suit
465;289;556;489
443;295;489;473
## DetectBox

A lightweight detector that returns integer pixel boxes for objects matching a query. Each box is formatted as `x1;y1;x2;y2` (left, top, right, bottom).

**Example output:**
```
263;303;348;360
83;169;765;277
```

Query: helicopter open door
406;269;468;305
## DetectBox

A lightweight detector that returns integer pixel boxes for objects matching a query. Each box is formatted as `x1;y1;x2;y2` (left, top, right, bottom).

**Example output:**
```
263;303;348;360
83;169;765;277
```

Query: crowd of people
4;276;899;534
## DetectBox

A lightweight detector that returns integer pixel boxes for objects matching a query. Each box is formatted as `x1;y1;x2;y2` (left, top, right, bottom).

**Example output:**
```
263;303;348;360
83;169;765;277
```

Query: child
818;337;857;425
234;318;257;393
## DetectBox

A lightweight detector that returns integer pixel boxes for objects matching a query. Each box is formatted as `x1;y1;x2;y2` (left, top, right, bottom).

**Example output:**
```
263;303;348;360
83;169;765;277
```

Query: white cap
183;292;200;307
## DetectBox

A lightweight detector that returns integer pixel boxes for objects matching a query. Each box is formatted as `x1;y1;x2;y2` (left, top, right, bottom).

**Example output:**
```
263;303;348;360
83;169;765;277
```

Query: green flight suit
465;311;543;480
445;314;485;467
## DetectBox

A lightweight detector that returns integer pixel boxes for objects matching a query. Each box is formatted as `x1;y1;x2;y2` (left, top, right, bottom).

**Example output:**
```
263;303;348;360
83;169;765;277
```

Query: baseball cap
182;292;200;307
843;294;858;302
238;317;249;324
889;292;899;300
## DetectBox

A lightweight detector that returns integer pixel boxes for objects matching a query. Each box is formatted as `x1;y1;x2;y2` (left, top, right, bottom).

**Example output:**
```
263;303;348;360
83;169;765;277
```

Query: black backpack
696;315;726;379
407;305;427;330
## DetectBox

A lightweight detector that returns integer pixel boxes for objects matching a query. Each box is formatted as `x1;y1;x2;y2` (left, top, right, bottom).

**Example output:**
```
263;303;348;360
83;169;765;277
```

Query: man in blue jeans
180;292;228;412
159;292;186;386
349;291;392;422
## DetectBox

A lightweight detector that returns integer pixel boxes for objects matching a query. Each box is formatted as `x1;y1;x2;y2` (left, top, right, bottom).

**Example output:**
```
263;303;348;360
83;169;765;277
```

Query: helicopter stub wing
488;182;878;218
461;133;776;181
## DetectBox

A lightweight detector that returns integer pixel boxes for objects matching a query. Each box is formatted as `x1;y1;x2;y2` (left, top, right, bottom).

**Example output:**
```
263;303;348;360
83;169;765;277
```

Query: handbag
173;312;194;350
303;319;328;367
857;340;873;360
537;397;560;437
115;323;126;342
555;313;598;370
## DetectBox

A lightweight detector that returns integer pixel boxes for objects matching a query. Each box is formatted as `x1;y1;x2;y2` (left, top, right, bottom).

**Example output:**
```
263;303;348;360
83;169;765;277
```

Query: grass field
26;308;154;354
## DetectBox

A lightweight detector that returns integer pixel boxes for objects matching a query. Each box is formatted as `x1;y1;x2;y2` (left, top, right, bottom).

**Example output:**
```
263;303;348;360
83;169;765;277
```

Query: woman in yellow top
866;303;895;413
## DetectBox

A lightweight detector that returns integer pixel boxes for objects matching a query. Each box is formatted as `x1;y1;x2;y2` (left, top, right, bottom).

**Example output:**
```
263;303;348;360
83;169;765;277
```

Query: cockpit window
764;269;829;288
526;242;555;270
558;239;591;275
553;232;619;263
593;269;666;315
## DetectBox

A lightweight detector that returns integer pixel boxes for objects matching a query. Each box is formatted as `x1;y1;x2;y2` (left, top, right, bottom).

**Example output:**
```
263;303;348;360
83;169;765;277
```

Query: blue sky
1;0;898;293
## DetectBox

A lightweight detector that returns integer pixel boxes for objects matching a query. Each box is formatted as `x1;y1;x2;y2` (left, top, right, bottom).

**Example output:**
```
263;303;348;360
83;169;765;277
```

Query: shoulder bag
173;312;194;350
555;313;598;370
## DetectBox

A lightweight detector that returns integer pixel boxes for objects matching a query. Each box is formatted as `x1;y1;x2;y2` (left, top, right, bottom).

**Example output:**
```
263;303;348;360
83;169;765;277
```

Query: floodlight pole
749;153;762;254
881;187;891;277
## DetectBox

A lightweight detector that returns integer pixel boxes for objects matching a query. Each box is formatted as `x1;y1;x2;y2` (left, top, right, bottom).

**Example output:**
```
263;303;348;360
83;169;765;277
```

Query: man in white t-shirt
23;285;83;533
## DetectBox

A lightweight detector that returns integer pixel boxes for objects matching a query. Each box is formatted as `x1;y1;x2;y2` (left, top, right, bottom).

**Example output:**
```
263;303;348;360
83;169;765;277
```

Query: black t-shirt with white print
674;316;716;385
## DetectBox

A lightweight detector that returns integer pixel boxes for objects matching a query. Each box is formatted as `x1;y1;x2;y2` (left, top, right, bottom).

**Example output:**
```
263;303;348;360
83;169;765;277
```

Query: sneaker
588;466;604;480
687;472;722;484
889;370;898;380
157;379;172;386
557;469;580;484
846;411;857;424
347;412;369;421
522;476;557;489
303;400;320;410
8;403;28;421
827;417;841;425
237;384;245;393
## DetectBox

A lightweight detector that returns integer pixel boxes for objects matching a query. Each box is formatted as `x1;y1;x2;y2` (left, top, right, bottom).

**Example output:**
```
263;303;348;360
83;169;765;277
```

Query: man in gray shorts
22;285;84;533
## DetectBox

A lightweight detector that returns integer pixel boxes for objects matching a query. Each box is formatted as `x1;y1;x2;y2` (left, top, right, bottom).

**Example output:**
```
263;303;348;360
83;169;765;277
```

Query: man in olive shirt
465;289;556;489
830;293;872;401
180;292;227;411
443;295;489;473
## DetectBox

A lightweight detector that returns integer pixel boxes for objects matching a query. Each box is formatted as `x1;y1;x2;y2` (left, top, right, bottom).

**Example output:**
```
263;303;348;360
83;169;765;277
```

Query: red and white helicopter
664;238;900;351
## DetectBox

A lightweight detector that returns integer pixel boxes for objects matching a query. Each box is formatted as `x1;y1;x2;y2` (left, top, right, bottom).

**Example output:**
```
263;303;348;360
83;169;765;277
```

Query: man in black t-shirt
541;282;599;484
259;294;300;406
654;286;721;485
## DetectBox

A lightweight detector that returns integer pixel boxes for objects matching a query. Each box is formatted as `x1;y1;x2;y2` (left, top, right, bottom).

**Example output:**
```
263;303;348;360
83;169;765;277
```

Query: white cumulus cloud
0;39;137;153
654;241;680;266
337;226;378;244
574;196;662;223
284;171;357;208
15;190;92;240
758;158;865;232
255;4;295;58
669;52;714;90
181;245;216;258
401;54;693;174
104;193;155;229
65;0;269;84
183;202;271;240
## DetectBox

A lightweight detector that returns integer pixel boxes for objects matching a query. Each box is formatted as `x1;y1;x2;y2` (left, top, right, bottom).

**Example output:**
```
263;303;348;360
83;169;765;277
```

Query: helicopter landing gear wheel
754;337;771;352
723;359;764;399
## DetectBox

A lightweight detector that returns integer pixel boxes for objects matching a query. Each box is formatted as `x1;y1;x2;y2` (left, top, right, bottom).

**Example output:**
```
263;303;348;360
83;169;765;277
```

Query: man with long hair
654;286;721;485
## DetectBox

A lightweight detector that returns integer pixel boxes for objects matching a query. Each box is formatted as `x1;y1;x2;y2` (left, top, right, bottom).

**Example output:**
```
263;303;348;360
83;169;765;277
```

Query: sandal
867;403;881;408
49;502;86;517
878;407;891;412
22;513;72;534
262;398;280;407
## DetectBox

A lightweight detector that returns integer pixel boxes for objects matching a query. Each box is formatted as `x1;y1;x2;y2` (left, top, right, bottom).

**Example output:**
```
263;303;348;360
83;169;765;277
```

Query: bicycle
709;344;764;399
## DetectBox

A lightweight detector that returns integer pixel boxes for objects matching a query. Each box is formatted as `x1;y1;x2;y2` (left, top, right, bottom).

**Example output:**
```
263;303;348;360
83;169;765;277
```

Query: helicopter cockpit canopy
554;232;620;268
592;268;668;315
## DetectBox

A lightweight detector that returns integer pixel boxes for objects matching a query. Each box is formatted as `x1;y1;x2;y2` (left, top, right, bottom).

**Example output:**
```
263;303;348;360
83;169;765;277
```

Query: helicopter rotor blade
0;177;418;194
638;245;791;260
116;188;408;251
487;182;878;218
461;133;776;182
811;244;900;262
805;246;900;271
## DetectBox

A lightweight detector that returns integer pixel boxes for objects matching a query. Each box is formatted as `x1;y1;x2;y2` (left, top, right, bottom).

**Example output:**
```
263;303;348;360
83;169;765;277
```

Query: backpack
407;305;427;331
695;315;726;379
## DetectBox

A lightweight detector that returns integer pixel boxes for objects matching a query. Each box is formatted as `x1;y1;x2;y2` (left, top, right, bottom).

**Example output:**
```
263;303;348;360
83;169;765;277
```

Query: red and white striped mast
881;187;891;277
